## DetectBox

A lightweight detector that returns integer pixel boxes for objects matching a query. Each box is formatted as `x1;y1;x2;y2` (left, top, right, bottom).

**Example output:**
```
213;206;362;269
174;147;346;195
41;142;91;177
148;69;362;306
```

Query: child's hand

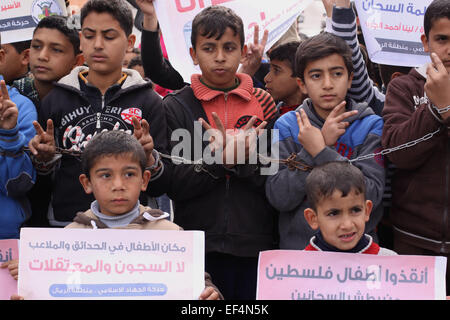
28;119;56;162
321;101;358;146
296;108;326;157
201;112;266;168
132;116;156;167
136;0;158;31
0;80;18;130
425;52;450;120
239;25;269;77
1;259;19;280
198;286;221;300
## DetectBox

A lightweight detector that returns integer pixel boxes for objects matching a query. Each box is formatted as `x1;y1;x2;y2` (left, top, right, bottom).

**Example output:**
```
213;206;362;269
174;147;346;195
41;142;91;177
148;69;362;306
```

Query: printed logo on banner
31;0;63;24
121;108;143;124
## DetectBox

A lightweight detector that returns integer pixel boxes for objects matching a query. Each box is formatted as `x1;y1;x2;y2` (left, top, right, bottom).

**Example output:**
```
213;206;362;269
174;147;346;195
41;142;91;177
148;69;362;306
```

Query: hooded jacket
382;66;450;253
0;80;37;239
266;98;385;249
38;66;170;226
163;73;279;258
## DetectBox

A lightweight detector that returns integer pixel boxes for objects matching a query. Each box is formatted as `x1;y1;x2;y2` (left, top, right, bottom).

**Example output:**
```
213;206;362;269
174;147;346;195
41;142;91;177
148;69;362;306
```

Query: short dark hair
378;64;412;88
268;41;301;77
81;130;147;177
294;32;353;82
81;0;134;36
9;40;31;54
306;161;366;211
191;5;245;49
34;15;81;55
424;0;450;38
128;55;142;69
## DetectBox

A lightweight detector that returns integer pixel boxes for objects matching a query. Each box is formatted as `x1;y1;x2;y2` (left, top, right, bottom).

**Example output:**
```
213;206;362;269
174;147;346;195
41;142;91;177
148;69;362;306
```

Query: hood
296;97;374;128
415;63;429;79
57;66;149;92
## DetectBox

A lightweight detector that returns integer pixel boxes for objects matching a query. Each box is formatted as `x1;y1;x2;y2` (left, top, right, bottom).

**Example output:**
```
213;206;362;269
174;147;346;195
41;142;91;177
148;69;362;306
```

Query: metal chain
349;128;441;163
433;104;450;114
16;128;442;171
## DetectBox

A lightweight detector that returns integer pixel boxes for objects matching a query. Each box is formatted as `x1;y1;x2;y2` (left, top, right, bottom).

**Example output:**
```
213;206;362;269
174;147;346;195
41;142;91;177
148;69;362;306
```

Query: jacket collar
190;73;253;102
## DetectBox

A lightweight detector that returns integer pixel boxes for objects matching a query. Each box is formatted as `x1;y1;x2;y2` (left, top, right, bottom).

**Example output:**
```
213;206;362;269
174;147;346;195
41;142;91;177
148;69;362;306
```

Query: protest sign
257;250;447;300
154;0;313;82
0;0;67;44
355;0;433;67
18;228;205;300
0;239;18;300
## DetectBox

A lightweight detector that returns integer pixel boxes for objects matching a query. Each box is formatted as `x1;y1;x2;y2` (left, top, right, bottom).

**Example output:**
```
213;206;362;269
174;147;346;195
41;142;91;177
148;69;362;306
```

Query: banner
355;0;433;67
0;0;67;44
0;239;18;300
154;0;313;82
18;228;205;300
257;250;447;300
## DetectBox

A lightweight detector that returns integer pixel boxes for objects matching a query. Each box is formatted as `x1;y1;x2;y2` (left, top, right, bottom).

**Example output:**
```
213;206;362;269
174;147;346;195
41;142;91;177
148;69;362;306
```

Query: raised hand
0;80;18;131
136;0;158;31
200;112;266;168
239;24;269;77
296;108;326;157
321;101;358;146
132;116;155;167
425;52;450;120
28;119;56;162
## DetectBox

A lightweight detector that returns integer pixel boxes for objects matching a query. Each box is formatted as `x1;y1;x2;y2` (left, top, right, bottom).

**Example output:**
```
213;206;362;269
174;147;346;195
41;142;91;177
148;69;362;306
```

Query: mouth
339;232;357;242
111;198;128;204
321;95;337;101
213;68;227;75
34;65;50;72
91;55;107;62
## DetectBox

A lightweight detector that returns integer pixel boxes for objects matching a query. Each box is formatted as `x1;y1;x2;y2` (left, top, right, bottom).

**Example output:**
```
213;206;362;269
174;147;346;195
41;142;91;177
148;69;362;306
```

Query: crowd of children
0;0;449;299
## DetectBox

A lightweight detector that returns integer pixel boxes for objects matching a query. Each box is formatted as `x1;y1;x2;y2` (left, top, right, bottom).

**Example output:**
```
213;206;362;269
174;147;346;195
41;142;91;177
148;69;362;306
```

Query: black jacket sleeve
141;28;187;90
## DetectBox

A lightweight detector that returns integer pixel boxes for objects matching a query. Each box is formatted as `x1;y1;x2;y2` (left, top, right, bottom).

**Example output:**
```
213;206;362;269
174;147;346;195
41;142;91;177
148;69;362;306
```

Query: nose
94;35;104;50
215;48;225;63
38;46;49;61
339;215;353;230
264;71;272;84
111;176;125;191
323;73;333;89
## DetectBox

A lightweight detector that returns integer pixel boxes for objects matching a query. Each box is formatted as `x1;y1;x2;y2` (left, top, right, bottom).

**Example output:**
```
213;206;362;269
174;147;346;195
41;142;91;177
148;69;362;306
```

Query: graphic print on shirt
60;105;142;151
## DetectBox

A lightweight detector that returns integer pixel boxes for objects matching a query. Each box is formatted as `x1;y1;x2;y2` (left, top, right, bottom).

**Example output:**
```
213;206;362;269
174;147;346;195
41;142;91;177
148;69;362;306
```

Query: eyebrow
82;27;118;34
94;166;139;173
308;66;345;74
31;38;65;47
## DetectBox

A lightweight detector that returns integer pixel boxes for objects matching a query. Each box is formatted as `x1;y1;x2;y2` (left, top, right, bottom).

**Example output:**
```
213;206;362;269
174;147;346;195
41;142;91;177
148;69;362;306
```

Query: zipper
224;92;228;128
222;174;230;251
96;95;105;129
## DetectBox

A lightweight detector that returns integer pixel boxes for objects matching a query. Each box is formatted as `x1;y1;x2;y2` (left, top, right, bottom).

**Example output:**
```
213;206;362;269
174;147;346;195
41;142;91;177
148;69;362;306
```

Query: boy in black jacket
27;0;169;227
162;5;279;300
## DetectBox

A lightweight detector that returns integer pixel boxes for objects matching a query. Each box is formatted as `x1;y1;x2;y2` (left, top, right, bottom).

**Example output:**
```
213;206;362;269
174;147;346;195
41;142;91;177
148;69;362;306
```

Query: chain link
433;104;450;114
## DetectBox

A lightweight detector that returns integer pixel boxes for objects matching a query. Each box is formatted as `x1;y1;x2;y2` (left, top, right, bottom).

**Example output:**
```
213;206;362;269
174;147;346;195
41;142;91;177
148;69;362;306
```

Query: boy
265;32;385;250
4;130;223;300
13;15;83;110
303;161;396;255
381;0;450;294
263;41;306;115
0;40;30;85
27;0;169;227
163;6;279;300
0;76;37;239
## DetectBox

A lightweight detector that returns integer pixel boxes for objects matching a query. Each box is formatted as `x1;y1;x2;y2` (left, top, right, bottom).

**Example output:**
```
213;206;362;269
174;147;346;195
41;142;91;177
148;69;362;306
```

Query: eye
100;173;111;179
125;172;136;178
53;48;63;53
310;73;320;80
326;209;339;217
31;44;41;50
350;206;363;215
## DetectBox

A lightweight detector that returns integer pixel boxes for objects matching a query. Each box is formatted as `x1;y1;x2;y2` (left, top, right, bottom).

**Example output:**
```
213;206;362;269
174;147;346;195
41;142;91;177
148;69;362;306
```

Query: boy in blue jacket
0;73;37;239
266;32;385;250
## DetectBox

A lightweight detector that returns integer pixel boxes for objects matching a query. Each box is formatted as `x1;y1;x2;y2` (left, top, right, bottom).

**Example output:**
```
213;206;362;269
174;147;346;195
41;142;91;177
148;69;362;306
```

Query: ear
189;47;199;65
20;48;30;66
421;34;429;52
79;174;93;194
141;170;151;192
297;77;308;95
347;71;354;89
127;34;136;52
304;208;319;230
74;53;85;67
0;48;4;64
364;199;373;223
390;71;405;81
239;44;248;64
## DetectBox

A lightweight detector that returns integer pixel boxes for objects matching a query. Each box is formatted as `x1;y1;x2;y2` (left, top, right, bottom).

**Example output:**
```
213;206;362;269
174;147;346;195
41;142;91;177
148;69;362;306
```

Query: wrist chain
433;104;450;114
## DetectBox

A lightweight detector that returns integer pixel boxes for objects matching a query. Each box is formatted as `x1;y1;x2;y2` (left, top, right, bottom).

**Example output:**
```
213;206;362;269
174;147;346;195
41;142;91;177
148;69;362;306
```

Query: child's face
264;59;303;105
79;153;150;217
30;28;79;83
304;189;372;251
297;53;353;119
0;44;28;83
80;12;135;77
190;27;246;89
421;17;450;73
